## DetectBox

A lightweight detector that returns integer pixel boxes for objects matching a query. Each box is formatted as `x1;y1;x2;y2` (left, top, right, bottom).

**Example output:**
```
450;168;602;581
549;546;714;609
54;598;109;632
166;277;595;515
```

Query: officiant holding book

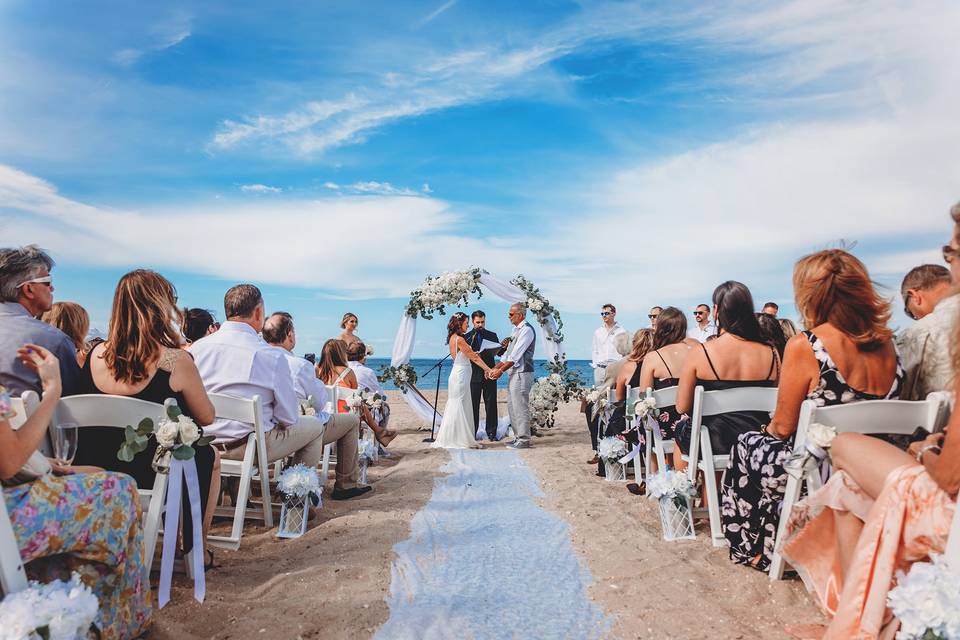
464;310;500;440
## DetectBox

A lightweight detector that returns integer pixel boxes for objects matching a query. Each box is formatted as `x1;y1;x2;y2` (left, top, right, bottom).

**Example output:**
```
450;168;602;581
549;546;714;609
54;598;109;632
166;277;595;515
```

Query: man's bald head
262;311;296;351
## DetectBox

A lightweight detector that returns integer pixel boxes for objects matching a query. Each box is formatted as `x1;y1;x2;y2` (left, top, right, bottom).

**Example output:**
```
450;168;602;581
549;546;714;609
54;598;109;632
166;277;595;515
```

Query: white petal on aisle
375;450;611;640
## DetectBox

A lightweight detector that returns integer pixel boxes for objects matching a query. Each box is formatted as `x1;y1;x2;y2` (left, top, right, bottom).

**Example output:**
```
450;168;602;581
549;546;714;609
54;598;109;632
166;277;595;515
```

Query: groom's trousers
507;371;533;441
471;377;499;438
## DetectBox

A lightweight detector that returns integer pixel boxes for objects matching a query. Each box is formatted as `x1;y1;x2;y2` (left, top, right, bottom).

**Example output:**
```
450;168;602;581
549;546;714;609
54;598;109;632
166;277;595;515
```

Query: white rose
806;423;838;449
155;419;179;448
178;416;201;445
550;373;562;383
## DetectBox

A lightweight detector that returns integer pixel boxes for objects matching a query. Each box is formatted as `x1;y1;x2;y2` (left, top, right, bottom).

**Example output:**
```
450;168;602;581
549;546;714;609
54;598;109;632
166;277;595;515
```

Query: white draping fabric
390;272;566;425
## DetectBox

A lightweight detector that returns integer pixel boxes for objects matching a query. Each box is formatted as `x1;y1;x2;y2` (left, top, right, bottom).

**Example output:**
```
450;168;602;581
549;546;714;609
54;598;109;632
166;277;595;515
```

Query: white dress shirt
687;322;717;344
190;321;300;442
274;347;331;425
591;323;628;368
504;321;535;370
897;294;960;399
348;361;382;394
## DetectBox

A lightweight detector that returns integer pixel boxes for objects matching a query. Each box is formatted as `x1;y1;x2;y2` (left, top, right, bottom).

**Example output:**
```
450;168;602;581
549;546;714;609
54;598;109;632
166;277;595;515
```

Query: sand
154;390;823;639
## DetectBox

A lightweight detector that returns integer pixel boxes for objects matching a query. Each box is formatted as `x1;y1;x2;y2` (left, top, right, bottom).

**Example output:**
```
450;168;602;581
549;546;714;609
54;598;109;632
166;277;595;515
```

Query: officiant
464;310;500;440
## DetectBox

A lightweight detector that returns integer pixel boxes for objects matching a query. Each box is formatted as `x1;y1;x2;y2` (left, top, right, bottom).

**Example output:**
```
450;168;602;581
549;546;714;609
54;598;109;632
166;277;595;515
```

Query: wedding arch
382;269;567;423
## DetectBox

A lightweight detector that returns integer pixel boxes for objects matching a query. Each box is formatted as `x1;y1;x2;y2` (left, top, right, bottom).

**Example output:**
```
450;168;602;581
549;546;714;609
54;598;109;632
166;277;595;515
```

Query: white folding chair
207;393;273;551
54;394;179;572
946;493;960;569
0;392;39;595
643;386;679;485
769;394;946;579
683;385;779;546
623;386;643;480
320;385;339;484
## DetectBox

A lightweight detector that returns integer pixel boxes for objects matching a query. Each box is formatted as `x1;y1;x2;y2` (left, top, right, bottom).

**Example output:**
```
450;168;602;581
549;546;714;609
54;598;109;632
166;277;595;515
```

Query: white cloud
323;182;340;190
239;183;282;194
416;0;458;28
112;14;192;67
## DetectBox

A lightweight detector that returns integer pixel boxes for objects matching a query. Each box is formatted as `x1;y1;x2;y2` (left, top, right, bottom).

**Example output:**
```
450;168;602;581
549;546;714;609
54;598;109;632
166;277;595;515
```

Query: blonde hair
41;302;89;352
627;328;654;363
793;249;892;350
340;312;358;330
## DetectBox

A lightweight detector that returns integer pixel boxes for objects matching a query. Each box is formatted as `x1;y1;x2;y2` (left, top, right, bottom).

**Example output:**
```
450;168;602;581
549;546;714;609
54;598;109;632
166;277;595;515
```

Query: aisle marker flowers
0;572;99;640
887;553;960;639
277;464;322;508
784;422;838;479
117;403;213;472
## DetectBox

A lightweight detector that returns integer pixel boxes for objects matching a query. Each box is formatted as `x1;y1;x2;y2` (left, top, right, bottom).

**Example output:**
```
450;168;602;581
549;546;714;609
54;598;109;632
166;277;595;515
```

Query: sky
1;0;958;359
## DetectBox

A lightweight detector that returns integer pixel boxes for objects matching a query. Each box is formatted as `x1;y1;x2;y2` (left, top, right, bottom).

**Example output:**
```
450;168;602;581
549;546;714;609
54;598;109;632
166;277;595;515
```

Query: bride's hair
447;312;468;344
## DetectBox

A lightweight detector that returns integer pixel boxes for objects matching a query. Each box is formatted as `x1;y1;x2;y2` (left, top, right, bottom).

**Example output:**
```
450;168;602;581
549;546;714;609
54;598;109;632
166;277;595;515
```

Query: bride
432;312;494;449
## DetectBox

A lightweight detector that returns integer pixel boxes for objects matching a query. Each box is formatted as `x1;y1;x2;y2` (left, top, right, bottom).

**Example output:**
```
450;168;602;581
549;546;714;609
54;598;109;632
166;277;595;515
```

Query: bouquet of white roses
117;403;213;472
277;464;322;507
378;364;418;392
887;553;960;639
0;572;99;640
785;422;838;479
633;396;657;418
597;436;629;462
405;268;483;319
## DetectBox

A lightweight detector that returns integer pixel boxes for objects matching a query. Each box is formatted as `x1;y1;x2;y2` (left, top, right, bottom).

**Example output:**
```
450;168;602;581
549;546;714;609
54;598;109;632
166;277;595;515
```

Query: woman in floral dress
1;344;152;640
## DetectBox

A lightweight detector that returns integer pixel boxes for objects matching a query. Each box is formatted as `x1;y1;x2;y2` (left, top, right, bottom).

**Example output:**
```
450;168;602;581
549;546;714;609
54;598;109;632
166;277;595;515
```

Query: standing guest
72;270;220;563
346;339;391;431
40;301;90;365
3;344;153;640
464;310;500;440
756;312;788;358
338;312;361;349
722;250;901;572
591;303;628;385
687;303;717;343
898;262;958;399
488;303;536;449
648;306;663;330
674;281;780;465
639;307;693;463
779;318;799;340
762;302;779;317
0;245;81;395
182;308;219;345
192;285;369;500
317;339;397;447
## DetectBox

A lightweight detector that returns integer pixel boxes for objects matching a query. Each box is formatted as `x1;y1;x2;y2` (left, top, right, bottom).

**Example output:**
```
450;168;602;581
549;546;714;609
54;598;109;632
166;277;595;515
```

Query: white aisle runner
375;450;611;640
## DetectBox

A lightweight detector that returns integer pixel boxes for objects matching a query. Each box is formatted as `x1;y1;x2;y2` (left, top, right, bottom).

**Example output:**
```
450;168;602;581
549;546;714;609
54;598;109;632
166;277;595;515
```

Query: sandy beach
154;390;823;639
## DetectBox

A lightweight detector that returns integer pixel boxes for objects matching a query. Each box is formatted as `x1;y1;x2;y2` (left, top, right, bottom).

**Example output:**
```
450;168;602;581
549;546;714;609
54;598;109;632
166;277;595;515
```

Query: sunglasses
647;314;659;319
943;244;959;264
903;291;917;321
693;311;706;316
15;275;52;289
600;311;612;317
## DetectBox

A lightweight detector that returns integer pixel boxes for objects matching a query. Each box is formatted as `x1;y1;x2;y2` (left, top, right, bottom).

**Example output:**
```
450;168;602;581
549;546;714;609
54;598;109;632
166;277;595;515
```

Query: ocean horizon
364;358;594;391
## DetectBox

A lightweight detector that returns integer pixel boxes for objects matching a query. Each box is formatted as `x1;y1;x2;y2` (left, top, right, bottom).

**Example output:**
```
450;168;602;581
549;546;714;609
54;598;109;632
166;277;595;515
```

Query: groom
464;310;500;440
488;302;535;449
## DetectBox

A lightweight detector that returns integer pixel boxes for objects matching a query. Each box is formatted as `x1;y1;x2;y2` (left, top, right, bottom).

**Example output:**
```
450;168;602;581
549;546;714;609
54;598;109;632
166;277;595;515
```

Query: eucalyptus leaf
171;445;195;460
124;425;138;442
166;404;182;420
195;435;215;447
117;444;135;462
137;417;154;436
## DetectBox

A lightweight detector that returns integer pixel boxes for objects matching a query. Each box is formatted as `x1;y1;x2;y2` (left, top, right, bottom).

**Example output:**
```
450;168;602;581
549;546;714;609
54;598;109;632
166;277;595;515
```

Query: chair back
8;391;39;429
649;385;679;409
0;396;35;595
207;392;261;426
624;386;641;419
54;394;178;429
947;499;960;567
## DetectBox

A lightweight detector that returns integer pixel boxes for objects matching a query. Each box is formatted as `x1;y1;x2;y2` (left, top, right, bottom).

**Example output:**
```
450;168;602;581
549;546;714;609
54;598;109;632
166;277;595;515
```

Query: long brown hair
103;270;182;384
317;339;349;383
41;301;90;352
793;249;893;350
652;307;686;350
447;312;468;344
627;328;654;363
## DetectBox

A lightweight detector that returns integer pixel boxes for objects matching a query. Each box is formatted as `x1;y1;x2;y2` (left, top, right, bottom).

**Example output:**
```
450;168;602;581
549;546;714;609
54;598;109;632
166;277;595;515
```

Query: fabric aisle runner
375;450;611;640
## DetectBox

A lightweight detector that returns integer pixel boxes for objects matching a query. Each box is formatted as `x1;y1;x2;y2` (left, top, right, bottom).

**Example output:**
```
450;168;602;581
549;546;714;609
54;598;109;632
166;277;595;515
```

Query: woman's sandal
204;548;219;571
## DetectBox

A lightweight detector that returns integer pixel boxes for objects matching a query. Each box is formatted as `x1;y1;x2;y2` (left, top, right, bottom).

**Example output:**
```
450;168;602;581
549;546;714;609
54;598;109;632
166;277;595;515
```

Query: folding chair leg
769;473;804;580
143;474;167;574
321;443;333;488
700;432;726;547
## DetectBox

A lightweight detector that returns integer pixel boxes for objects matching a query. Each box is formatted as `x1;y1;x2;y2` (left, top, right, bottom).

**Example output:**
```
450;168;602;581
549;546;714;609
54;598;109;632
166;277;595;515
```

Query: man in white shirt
591;303;628;385
897;264;959;400
346;340;390;430
192;287;369;500
488;303;536;449
687;303;717;343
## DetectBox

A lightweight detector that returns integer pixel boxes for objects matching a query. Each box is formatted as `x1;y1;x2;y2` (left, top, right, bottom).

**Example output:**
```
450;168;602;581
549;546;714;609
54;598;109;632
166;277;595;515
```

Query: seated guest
338;312;362;349
615;329;654;403
675;281;780;464
182;307;220;346
721;250;902;572
757;312;788;358
779;318;799;340
72;270;221;561
0;245;81;395
2;344;152;639
585;332;633;467
639;307;693;463
898;262;958;399
317;339;396;447
192;286;369;500
40;301;89;365
346;340;390;430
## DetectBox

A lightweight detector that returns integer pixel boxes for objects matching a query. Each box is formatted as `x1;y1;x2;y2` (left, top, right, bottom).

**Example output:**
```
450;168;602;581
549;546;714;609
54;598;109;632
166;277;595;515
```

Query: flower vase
658;494;695;541
603;459;627;482
277;495;309;539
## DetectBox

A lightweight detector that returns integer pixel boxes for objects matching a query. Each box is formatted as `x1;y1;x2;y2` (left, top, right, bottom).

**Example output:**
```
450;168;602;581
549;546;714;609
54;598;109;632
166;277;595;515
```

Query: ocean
366;358;595;391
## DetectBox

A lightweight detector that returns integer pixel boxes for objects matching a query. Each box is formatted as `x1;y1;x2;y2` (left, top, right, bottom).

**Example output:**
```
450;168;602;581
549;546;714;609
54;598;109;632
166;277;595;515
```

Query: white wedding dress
431;347;480;449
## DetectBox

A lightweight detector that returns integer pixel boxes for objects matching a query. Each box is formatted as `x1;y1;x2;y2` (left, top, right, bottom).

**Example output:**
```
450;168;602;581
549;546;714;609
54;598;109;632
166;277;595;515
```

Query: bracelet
761;424;779;439
916;444;942;463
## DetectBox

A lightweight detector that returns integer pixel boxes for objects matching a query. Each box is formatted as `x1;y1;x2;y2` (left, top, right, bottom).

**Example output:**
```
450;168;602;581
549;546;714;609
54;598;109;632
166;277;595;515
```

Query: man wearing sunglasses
0;245;82;396
687;303;717;343
591;303;628;385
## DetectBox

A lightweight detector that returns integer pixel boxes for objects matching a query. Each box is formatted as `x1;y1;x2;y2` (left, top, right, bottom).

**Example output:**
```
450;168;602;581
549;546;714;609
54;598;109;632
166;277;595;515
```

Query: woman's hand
17;344;62;396
908;432;945;459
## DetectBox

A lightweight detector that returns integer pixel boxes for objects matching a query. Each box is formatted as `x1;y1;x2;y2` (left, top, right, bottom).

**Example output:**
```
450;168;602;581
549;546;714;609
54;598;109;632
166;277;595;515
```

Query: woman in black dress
73;270;219;562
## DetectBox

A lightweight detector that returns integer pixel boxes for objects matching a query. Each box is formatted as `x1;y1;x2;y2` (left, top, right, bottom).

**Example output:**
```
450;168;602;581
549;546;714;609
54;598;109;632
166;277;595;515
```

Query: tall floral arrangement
510;275;564;343
529;356;584;430
405;268;483;319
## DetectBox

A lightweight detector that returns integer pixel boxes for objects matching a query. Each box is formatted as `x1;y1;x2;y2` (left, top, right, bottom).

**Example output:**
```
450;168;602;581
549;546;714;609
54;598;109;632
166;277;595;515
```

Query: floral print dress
720;331;903;572
1;386;153;640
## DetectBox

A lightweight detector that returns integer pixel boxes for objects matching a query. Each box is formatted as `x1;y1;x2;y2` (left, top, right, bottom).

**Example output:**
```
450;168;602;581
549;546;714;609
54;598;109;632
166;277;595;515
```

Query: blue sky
2;0;958;359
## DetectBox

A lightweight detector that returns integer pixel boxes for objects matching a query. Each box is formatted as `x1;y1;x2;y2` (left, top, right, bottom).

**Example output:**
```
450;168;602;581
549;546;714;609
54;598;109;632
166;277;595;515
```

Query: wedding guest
2;344;152;640
182;307;219;345
591;304;628;385
0;245;81;395
585;332;632;465
757;312;788;358
40;301;89;365
687;303;717;343
898;262;958;400
317;338;396;447
639;307;693;460
338;312;361;348
722;250;901;572
674;281;780;467
71;270;220;562
615;329;653;403
779;318;799;340
648;306;663;330
761;302;779;317
192;285;369;500
464;310;500;440
346;340;391;431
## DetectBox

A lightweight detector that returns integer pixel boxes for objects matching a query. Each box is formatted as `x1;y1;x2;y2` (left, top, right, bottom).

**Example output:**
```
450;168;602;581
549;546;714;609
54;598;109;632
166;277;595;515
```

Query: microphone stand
421;353;451;443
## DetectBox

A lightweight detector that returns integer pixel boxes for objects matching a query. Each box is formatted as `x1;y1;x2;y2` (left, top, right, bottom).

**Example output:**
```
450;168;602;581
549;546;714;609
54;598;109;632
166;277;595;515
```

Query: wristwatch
916;444;942;463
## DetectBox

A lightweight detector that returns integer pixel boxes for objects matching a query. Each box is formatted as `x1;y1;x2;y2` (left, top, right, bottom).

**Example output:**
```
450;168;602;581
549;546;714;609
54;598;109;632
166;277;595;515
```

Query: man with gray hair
488;302;536;449
898;263;958;399
0;245;81;395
